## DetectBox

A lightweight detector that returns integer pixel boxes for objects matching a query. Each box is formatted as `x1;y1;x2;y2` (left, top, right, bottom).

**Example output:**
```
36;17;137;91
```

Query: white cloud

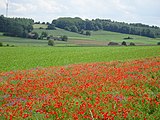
0;0;159;26
0;0;6;9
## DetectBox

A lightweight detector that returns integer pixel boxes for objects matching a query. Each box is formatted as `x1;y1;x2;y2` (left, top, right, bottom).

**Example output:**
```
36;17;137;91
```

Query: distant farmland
0;23;160;47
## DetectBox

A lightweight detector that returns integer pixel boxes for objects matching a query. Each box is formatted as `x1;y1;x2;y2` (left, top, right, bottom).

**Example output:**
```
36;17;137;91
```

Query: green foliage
0;42;2;47
124;36;133;39
48;40;54;46
33;24;48;29
80;29;85;34
122;41;127;46
1;28;160;46
157;42;160;45
60;35;68;41
70;25;78;32
130;42;135;46
47;24;56;30
86;31;91;36
0;46;159;71
34;21;40;24
0;15;34;38
42;22;45;24
108;42;119;46
51;17;160;38
40;31;48;39
39;27;44;29
29;32;39;39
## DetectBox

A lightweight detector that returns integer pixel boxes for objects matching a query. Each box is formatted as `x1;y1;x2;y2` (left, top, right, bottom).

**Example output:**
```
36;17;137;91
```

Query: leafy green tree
0;42;3;47
47;24;56;30
51;17;160;38
40;31;48;39
64;26;71;31
86;31;91;36
80;29;85;34
70;25;78;32
0;15;34;38
48;40;54;46
85;20;95;30
61;35;68;41
46;22;50;25
31;32;39;39
130;42;135;46
122;41;127;46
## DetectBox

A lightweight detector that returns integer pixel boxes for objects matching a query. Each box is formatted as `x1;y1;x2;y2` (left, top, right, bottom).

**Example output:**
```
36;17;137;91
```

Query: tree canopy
51;17;160;38
0;15;34;38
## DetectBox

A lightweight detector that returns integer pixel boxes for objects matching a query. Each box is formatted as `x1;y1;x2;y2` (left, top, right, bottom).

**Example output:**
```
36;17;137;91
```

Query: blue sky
0;0;160;26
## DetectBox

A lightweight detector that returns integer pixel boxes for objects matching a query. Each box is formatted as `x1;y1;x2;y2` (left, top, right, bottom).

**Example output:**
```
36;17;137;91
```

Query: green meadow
0;24;160;47
33;28;160;46
0;46;159;72
0;24;160;72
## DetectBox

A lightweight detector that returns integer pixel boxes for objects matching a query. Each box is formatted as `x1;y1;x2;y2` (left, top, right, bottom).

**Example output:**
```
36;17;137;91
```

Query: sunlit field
0;46;160;72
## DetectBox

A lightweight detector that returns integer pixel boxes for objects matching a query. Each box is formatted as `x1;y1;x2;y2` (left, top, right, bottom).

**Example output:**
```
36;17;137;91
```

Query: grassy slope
33;24;48;29
0;35;48;46
34;27;160;45
0;24;160;46
0;46;159;72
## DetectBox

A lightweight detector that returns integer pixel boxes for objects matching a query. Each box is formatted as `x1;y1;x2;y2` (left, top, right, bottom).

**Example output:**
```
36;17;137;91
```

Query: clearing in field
0;57;160;119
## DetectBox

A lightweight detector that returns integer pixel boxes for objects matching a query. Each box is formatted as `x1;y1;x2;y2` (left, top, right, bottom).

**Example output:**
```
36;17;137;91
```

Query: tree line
1;15;160;39
0;15;34;38
51;17;160;38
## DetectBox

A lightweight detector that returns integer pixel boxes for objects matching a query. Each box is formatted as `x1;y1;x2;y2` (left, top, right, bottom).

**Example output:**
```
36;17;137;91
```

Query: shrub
86;31;91;36
32;32;39;39
157;42;160;45
0;42;3;47
80;30;85;35
47;24;56;30
130;42;135;46
28;32;39;39
122;41;127;46
6;44;10;47
61;35;68;41
108;42;119;46
124;36;133;40
39;27;44;29
48;40;54;46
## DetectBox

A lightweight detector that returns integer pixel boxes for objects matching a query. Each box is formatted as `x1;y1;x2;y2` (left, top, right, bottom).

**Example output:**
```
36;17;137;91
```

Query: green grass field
33;24;160;46
33;24;48;29
0;46;159;72
33;28;160;46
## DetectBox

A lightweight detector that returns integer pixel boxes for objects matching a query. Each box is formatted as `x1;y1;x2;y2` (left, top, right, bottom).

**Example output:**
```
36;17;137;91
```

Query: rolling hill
0;24;160;46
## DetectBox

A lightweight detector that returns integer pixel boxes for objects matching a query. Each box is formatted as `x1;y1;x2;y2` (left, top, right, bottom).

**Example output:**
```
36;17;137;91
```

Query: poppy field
0;57;160;120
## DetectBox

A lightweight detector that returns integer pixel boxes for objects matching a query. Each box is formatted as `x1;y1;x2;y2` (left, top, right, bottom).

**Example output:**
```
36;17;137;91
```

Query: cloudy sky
0;0;160;26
